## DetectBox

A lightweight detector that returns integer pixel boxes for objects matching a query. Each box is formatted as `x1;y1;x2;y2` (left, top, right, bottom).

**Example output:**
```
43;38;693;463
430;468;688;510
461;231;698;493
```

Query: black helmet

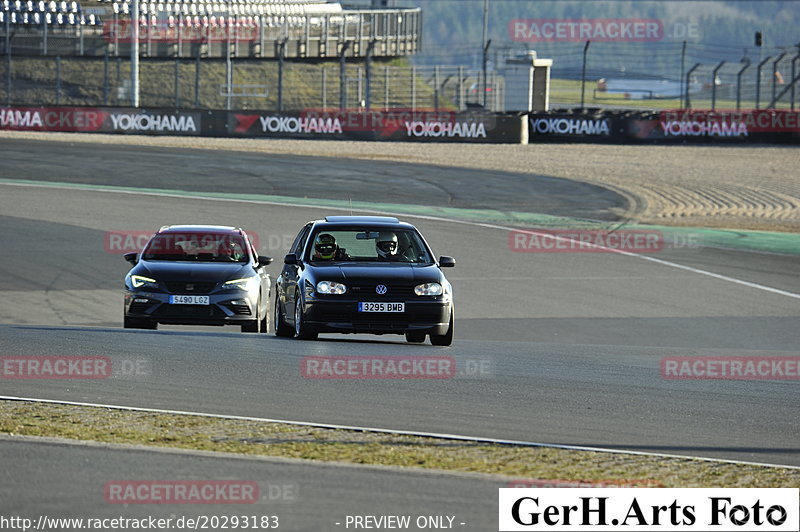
314;233;337;259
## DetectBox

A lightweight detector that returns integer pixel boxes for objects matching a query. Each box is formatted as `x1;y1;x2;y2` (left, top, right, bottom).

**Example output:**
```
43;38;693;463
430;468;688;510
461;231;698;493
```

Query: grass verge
1;400;798;486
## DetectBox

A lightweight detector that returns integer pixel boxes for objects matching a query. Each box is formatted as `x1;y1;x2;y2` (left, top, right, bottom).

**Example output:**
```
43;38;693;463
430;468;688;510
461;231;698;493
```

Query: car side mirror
283;253;299;265
439;256;455;268
124;252;138;266
257;256;273;267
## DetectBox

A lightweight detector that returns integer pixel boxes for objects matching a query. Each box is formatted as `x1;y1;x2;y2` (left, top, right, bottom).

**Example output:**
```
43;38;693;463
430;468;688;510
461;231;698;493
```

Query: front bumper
302;298;452;335
124;290;258;326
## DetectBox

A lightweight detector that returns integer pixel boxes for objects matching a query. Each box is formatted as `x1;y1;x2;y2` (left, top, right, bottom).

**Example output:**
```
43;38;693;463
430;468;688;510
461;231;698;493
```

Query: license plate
358;302;405;313
170;295;210;305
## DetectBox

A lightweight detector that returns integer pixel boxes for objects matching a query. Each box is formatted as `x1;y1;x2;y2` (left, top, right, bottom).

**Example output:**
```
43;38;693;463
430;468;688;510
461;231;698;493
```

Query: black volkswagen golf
123;225;273;332
274;216;455;345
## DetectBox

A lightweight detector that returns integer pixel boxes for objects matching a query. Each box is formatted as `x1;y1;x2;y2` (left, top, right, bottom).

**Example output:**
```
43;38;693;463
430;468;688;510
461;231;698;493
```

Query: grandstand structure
0;0;421;58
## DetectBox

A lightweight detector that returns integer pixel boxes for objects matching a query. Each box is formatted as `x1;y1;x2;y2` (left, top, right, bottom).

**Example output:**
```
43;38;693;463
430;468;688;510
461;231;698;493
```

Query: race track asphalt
0;138;798;529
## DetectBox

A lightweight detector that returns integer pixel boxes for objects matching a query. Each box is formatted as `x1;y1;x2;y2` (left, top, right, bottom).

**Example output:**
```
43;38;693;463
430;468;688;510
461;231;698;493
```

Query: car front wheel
294;291;318;340
274;292;294;337
241;297;261;333
429;308;453;346
259;301;269;333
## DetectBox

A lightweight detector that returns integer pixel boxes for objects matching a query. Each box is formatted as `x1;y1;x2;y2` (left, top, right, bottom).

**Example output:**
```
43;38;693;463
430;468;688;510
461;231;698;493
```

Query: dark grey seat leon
123;225;273;332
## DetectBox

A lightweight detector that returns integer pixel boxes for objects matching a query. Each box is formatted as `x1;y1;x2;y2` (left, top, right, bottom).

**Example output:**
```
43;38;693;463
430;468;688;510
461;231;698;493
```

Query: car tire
124;317;158;330
242;298;261;333
429;308;453;346
274;293;294;337
294;290;318;341
259;300;270;333
405;332;426;343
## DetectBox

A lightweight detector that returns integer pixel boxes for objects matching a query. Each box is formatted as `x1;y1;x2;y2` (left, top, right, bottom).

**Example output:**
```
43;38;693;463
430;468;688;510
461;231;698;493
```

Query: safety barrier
1;105;798;143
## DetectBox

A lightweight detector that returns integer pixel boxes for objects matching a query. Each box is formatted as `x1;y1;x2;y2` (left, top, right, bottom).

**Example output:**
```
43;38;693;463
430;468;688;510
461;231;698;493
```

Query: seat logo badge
186;284;194;291
375;284;388;295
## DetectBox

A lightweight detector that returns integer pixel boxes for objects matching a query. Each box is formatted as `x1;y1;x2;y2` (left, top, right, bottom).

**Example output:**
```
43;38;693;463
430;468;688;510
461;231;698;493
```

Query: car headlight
130;275;158;289
222;276;259;291
316;281;347;295
415;282;443;296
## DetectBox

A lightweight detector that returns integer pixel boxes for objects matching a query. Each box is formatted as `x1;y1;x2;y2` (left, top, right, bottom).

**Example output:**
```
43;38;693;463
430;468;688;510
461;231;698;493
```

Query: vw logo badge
375;284;388;295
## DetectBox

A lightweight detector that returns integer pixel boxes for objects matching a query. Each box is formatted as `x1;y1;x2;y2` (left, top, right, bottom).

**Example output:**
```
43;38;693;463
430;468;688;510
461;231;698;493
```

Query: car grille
347;284;416;299
165;282;216;294
153;305;226;318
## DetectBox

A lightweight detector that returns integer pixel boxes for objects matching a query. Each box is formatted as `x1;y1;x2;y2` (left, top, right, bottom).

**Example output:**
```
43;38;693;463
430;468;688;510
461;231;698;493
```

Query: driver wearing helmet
313;233;337;260
313;233;347;261
375;231;402;261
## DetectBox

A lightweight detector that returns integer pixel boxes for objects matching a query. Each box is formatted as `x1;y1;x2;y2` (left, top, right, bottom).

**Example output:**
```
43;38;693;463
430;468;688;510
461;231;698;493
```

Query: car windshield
142;232;250;262
307;229;432;264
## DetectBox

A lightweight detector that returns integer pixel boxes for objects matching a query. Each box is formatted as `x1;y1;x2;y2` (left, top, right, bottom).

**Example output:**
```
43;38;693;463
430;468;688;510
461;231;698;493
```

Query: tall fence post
194;51;200;108
174;58;180;108
322;66;327;109
4;14;10;103
736;63;748;111
55;56;61;105
225;37;232;110
177;13;182;57
384;65;389;110
131;0;139;107
684;63;700;109
580;40;590;110
339;41;350;110
103;51;109;105
792;53;799;110
458;66;465;110
433;65;439;111
679;40;686;105
411;65;416;111
771;52;786;108
482;38;491;108
277;39;285;111
755;56;771;109
365;40;374;110
357;66;362;105
711;60;725;111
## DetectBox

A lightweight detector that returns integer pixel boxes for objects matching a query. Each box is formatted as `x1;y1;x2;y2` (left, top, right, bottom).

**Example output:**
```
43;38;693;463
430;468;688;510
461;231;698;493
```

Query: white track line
2;395;798;470
3;179;799;300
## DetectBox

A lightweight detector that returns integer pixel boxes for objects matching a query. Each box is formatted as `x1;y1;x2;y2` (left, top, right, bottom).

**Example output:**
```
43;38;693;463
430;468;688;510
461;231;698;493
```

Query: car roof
157;225;244;234
313;216;415;229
